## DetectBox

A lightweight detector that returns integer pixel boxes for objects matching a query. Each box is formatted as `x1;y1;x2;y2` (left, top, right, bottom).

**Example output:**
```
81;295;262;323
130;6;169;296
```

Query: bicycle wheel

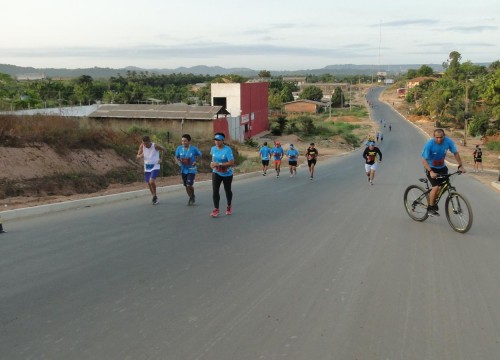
403;185;429;221
445;192;473;233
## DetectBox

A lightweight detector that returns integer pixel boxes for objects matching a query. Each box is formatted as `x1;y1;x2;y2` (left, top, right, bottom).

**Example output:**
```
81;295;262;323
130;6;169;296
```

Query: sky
2;0;499;71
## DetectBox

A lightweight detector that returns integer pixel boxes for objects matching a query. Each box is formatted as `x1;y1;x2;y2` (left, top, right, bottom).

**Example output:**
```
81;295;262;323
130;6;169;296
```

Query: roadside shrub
486;141;500;151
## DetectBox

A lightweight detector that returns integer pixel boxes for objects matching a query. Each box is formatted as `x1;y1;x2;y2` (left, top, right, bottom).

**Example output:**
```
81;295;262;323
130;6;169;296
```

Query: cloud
446;25;497;33
1;43;378;60
377;19;439;27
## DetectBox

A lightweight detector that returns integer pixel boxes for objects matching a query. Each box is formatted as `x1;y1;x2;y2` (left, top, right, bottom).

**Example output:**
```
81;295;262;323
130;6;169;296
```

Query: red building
211;82;269;141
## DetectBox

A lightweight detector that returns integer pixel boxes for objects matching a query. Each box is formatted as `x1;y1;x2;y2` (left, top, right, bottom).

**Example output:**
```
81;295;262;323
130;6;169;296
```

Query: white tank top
143;142;160;172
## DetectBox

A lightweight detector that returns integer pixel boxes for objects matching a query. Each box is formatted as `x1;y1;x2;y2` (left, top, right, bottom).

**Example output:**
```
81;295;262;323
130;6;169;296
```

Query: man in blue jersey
175;134;202;205
286;144;299;177
271;141;284;178
259;141;272;176
421;128;465;216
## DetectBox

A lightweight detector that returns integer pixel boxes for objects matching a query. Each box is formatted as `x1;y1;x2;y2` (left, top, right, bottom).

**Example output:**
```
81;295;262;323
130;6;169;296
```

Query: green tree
299;86;323;101
258;70;271;78
417;65;434;77
331;86;343;107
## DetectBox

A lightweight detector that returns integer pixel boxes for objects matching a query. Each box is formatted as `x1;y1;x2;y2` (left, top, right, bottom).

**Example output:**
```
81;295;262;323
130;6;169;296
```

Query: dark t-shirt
363;147;382;165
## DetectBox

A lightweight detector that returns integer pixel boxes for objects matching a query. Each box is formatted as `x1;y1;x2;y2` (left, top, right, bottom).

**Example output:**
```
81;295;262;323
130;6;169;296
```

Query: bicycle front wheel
403;185;429;221
445;192;473;233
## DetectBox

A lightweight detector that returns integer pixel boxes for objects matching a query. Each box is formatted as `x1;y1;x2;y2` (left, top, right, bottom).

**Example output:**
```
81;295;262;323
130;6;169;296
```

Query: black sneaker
427;205;439;216
188;195;195;205
152;196;158;205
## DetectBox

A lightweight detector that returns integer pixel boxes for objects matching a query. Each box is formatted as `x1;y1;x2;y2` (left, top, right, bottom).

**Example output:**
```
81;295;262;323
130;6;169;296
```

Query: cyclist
421;128;465;216
362;142;382;185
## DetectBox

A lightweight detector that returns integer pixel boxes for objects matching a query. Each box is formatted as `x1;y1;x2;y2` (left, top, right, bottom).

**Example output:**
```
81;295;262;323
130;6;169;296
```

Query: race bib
432;159;444;167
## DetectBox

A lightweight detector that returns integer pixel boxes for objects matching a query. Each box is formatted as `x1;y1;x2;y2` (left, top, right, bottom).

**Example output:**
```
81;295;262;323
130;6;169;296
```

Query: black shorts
307;159;317;167
474;158;482;163
182;173;196;186
289;161;297;166
261;160;270;166
426;167;448;187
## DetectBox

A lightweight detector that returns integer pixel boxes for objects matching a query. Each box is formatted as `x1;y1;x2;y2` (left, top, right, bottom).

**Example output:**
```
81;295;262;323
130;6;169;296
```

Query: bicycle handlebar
435;170;462;179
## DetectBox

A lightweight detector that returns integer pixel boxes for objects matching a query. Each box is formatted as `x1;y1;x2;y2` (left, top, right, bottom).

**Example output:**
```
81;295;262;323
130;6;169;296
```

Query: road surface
2;87;500;359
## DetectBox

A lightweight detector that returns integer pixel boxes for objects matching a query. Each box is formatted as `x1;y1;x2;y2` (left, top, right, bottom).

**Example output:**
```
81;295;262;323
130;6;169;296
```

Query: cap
275;141;281;145
290;144;294;147
368;141;375;146
214;134;225;141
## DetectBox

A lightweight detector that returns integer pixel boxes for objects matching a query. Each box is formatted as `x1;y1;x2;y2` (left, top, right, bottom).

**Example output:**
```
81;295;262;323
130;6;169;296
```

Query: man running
137;135;167;205
271;141;284;178
421;128;465;216
259;141;272;176
362;142;382;185
305;143;318;180
174;134;202;205
286;144;299;177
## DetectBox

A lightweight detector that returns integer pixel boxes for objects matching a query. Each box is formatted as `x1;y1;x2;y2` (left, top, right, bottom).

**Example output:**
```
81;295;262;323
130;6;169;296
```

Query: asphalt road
2;87;500;359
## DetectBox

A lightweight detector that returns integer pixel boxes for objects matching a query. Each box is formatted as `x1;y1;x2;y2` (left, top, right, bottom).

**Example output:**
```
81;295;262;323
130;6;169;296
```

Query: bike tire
403;185;429;222
445;192;473;233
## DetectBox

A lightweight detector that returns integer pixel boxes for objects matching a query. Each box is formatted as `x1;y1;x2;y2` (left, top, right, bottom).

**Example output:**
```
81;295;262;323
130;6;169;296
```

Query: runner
473;144;483;172
362;141;382;185
174;134;202;205
286;144;299;177
305;143;318;180
210;132;235;217
136;135;167;205
259;141;272;176
271;141;284;178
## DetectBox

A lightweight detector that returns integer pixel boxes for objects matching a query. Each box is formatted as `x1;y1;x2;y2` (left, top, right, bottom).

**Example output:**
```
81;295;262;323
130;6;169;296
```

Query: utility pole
349;83;352;112
464;79;469;146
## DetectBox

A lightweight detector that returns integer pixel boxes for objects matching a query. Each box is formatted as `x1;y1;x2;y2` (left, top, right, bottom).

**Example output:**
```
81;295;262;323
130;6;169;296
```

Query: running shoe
187;195;195;205
210;208;219;217
427;205;440;216
226;205;232;215
152;196;158;205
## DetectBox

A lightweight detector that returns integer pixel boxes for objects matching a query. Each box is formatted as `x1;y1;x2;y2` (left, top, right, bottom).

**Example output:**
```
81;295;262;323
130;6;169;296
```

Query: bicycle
403;171;473;233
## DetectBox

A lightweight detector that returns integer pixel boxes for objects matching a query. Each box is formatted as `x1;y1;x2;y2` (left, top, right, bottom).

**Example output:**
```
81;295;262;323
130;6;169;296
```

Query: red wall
212;117;230;140
240;83;269;139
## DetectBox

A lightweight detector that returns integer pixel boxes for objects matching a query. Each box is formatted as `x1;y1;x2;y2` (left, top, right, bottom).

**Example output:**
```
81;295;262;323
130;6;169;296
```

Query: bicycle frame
420;175;455;205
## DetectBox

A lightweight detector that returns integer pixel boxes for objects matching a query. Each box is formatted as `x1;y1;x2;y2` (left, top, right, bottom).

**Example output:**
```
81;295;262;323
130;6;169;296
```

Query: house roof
89;104;229;120
283;99;326;106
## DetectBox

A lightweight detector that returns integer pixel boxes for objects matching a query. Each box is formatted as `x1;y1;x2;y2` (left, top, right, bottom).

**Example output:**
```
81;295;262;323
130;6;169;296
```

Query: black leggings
212;173;233;209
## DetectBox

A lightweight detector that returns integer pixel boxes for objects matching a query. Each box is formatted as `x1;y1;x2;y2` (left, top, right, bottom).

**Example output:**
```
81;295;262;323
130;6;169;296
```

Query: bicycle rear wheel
403;185;429;221
445;192;473;233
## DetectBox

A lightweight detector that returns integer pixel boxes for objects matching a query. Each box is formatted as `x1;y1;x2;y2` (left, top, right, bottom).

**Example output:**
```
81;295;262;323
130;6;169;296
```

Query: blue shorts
182;173;196;186
144;169;160;182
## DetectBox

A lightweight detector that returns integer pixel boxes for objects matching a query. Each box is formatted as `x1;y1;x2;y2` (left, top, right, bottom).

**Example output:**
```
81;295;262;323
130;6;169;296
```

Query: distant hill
0;63;447;79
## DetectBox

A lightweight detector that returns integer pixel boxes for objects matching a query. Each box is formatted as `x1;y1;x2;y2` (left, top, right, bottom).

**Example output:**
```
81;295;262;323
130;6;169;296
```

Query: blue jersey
175;145;202;174
421;137;457;169
210;145;234;176
259;146;272;160
271;146;284;160
286;148;299;161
